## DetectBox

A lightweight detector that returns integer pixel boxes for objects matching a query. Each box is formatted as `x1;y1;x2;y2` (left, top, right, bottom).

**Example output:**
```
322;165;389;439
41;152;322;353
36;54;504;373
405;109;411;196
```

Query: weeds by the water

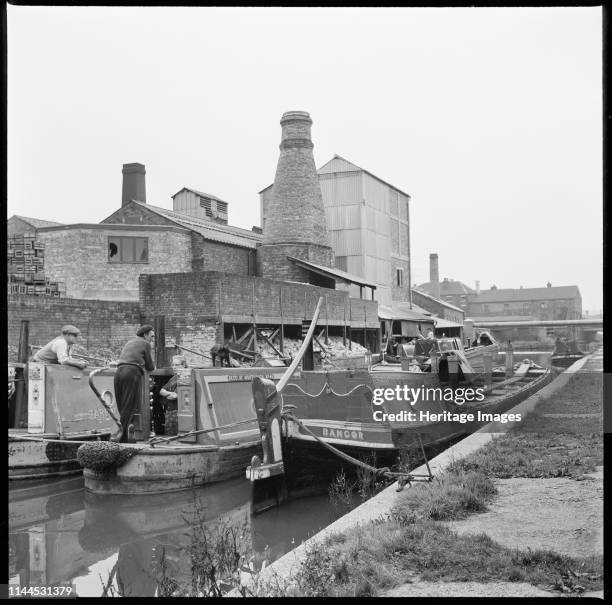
99;490;255;597
328;453;390;514
260;515;603;597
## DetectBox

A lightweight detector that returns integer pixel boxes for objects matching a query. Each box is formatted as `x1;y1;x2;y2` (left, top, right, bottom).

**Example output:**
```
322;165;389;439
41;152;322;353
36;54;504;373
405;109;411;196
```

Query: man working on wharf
114;325;156;443
32;325;88;369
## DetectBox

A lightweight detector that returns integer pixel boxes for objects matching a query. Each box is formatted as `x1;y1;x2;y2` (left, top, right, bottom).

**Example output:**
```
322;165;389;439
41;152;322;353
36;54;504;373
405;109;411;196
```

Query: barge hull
83;440;263;495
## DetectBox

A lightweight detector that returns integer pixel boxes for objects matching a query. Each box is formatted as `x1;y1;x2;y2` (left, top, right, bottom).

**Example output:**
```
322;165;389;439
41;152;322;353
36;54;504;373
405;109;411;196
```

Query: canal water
8;476;341;597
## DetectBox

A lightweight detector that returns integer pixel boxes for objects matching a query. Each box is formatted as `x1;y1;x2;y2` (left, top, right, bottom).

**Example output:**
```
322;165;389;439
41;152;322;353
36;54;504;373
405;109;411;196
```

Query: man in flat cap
114;325;156;442
33;325;87;369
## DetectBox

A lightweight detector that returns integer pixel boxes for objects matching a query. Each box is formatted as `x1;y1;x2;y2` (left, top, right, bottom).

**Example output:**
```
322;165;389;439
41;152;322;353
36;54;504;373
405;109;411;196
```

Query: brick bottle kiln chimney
429;253;440;300
122;163;146;206
258;111;334;282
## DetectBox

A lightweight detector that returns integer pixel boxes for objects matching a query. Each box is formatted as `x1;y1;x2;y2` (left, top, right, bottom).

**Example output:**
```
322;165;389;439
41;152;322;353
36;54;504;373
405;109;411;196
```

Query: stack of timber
7;233;66;297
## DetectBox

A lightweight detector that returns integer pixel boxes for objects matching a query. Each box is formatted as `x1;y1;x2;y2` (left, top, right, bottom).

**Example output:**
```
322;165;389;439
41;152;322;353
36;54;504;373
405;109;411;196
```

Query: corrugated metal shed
171;187;229;204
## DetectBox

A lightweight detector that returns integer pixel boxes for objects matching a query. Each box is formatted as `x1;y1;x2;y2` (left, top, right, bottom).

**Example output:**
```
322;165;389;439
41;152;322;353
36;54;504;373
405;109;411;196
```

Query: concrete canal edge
231;351;600;596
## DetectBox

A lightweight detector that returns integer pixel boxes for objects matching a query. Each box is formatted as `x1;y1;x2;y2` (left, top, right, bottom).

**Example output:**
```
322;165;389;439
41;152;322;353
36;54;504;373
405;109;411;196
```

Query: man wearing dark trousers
114;325;155;442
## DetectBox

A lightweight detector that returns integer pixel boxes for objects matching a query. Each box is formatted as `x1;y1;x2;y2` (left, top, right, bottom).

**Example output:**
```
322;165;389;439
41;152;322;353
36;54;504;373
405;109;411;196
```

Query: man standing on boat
32;325;88;369
114;325;156;442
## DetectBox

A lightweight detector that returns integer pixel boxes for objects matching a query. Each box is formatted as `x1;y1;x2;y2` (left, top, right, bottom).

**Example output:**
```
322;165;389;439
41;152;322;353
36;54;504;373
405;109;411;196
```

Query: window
396;268;403;287
216;200;228;214
108;236;149;263
335;256;348;272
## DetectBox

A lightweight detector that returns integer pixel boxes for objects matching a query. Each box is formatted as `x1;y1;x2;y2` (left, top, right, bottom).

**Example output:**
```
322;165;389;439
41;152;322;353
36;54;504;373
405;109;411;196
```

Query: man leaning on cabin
32;325;88;369
114;325;156;442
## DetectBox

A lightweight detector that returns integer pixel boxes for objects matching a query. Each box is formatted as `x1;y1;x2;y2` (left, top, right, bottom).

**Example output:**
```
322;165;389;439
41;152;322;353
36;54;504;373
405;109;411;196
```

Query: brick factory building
8;111;382;361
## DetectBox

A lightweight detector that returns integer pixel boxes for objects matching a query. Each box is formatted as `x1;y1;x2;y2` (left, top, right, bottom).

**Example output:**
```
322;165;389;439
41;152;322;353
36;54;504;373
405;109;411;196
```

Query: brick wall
7;294;142;359
139;271;379;365
257;243;335;283
38;226;193;301
191;233;253;274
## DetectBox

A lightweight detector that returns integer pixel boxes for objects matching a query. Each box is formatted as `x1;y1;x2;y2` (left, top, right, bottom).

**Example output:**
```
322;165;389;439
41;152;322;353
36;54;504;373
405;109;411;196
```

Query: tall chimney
475;280;480;295
122;163;146;206
429;253;440;300
258;111;334;282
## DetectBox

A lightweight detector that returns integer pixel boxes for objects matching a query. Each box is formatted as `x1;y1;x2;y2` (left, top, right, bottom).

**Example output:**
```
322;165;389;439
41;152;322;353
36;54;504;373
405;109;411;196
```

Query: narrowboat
246;306;554;510
9;363;118;480
80;365;287;495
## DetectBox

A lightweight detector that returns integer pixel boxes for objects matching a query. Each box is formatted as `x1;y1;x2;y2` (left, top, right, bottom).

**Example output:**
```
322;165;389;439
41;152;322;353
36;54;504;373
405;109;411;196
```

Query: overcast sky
7;6;603;312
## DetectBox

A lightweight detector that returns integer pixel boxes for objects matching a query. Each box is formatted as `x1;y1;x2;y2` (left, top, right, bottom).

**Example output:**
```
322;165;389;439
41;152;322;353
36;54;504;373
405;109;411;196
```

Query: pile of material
252;332;368;368
7;233;67;297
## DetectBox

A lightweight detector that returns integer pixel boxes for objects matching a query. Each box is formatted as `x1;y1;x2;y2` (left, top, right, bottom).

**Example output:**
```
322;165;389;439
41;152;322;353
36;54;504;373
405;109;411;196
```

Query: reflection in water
9;476;339;596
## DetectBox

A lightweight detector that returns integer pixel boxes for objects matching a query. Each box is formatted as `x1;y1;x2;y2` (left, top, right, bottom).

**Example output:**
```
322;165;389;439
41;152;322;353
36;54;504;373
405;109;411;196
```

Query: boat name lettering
321;427;365;441
227;374;275;382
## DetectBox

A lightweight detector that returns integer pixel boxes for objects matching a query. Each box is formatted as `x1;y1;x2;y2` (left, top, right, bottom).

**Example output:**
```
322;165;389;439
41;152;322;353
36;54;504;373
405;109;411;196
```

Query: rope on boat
282;412;426;489
285;377;373;399
147;417;259;447
8;434;108;445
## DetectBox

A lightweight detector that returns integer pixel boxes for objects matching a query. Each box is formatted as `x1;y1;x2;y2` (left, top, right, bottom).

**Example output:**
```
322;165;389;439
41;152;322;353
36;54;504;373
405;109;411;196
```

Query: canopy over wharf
378;302;435;339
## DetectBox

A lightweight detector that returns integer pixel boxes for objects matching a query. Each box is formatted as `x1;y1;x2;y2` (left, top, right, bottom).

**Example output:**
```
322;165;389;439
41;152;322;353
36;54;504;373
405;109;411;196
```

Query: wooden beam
257;328;283;357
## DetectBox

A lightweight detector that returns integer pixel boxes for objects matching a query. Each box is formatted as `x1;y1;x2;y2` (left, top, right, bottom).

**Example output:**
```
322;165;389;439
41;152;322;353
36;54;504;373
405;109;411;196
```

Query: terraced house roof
472;286;581;303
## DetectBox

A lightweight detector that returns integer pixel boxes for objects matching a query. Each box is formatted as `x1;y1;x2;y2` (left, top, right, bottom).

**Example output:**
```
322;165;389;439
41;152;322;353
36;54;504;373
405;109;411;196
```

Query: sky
7;6;603;312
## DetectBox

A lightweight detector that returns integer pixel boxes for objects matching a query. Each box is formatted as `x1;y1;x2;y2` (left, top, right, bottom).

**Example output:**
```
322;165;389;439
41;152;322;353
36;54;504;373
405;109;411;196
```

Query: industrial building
260;154;412;306
8;111;385;362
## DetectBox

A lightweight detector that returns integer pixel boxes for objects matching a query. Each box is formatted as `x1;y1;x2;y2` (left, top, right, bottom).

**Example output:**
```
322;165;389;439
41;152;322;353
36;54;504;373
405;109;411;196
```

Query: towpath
384;349;604;598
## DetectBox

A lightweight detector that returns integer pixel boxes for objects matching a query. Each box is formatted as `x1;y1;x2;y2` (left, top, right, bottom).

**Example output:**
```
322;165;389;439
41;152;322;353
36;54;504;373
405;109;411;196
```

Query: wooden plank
236;327;252;345
257;328;283;358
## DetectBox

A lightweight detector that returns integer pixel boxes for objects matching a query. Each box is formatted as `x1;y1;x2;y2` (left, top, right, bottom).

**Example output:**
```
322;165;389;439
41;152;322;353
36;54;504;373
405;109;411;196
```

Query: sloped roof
378;302;434;322
431;316;464;329
129;201;262;249
318;154;412;199
11;215;64;229
417;280;475;296
171;187;228;203
287;256;376;289
412;288;465;313
472;286;581;303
